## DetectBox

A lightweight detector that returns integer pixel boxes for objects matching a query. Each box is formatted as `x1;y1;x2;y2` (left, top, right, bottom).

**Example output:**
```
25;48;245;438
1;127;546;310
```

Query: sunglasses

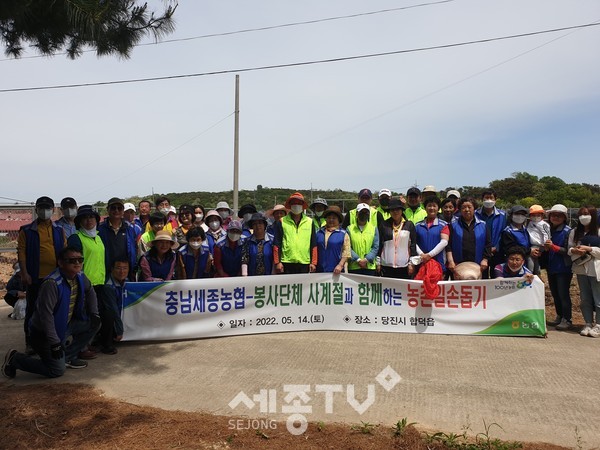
109;205;124;211
64;257;84;264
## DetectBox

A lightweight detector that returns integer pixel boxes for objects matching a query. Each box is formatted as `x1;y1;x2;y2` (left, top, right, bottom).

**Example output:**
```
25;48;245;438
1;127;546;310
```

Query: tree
0;0;177;59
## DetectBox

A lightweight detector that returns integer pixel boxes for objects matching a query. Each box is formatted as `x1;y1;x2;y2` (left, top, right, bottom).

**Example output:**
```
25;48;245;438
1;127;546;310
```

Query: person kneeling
2;247;101;379
494;246;534;283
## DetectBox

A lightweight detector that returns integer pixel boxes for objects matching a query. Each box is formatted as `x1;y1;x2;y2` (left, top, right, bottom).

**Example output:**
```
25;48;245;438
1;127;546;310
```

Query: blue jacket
21;221;65;280
178;244;211;279
475;207;506;250
415;218;448;271
216;237;243;277
316;227;346;272
97;219;138;276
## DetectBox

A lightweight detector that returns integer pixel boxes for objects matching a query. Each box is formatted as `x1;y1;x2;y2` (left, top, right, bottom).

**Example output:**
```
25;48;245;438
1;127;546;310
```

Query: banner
122;274;546;341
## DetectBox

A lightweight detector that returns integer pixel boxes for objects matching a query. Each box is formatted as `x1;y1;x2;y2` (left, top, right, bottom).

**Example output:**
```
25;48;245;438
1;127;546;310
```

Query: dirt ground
0;253;585;449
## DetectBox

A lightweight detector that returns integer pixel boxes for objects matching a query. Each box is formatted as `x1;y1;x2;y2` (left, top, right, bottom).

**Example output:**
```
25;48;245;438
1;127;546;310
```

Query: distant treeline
95;172;600;213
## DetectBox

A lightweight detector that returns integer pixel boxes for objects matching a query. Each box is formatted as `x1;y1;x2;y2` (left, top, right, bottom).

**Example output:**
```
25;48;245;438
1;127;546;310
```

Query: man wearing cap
55;197;78;238
18;196;67;349
98;197;138;281
310;198;328;231
347;203;380;275
241;213;274;276
273;192;317;274
404;187;427;225
2;246;101;377
123;203;142;241
376;189;392;221
378;199;417;278
316;206;350;274
238;204;258;238
215;201;233;231
341;188;383;229
475;189;506;278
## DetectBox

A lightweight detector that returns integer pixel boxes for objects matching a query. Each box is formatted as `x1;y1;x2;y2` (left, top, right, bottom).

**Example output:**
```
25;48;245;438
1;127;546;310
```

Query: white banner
122;274;546;341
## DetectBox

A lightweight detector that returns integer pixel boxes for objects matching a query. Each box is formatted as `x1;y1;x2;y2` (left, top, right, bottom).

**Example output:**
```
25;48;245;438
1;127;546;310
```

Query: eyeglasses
64;257;84;264
109;205;124;211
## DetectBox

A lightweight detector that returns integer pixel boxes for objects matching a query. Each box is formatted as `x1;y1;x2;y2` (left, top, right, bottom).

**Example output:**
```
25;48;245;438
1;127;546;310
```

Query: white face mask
64;208;77;219
219;210;230;220
208;221;221;231
37;208;53;220
315;211;324;217
290;205;303;215
189;241;202;250
579;215;592;226
159;208;170;215
228;232;241;242
195;213;203;221
483;199;496;209
243;213;253;223
530;216;542;223
81;228;97;238
512;214;526;225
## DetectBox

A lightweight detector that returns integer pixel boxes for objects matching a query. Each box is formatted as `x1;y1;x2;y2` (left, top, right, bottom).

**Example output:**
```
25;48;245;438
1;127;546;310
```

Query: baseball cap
388;199;405;210
446;189;461;199
358;189;372;199
123;202;136;212
529;204;544;215
406;187;421;196
35;196;55;208
378;188;392;197
107;197;124;208
60;197;77;208
356;203;371;213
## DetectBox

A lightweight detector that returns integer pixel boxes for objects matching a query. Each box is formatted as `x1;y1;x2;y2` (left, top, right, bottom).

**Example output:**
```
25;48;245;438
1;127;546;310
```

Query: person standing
568;205;600;336
347;203;380;276
273;192;317;274
136;199;152;230
378;199;417;279
543;204;573;330
475;189;506;278
55;197;78;239
177;227;212;279
18;196;66;349
213;220;244;277
309;198;328;231
316;206;350;274
241;213;274;276
415;196;449;273
403;187;427;225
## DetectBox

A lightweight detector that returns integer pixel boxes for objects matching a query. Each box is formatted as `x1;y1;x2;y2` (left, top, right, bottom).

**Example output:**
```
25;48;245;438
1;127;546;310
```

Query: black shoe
2;349;17;379
66;359;88;369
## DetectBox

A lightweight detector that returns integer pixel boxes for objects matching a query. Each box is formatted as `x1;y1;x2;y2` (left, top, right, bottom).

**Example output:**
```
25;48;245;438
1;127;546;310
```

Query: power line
0;0;455;62
1;21;598;94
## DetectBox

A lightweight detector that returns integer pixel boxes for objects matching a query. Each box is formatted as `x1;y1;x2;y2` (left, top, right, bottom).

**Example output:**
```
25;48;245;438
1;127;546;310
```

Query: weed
393;417;417;437
317;421;325;432
351;421;376;435
255;430;269;439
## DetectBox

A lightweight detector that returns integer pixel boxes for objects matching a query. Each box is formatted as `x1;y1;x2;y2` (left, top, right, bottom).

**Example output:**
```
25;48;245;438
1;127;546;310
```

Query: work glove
50;343;64;360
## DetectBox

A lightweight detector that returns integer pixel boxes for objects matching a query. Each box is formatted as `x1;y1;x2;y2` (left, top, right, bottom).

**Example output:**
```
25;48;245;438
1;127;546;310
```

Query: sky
1;0;599;206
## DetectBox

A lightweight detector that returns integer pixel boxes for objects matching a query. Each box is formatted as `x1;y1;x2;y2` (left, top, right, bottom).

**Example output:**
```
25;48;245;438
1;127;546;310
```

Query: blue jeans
547;272;572;322
577;274;600;324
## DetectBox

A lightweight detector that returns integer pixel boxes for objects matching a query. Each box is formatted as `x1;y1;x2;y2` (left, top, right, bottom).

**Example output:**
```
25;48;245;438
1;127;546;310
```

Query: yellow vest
281;214;313;264
347;221;376;270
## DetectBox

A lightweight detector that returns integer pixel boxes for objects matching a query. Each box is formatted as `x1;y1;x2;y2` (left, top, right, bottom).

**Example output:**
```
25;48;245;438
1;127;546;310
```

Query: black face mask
379;198;389;207
358;213;370;222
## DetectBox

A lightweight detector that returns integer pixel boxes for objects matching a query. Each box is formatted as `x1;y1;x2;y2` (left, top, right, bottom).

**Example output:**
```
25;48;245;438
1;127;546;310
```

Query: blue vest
547;224;572;274
475;208;506;248
45;269;87;342
97;219;138;274
245;236;274;276
415;219;447;271
142;252;175;280
178;245;211;279
21;221;65;280
451;219;487;264
503;225;531;250
217;239;243;277
316;228;346;272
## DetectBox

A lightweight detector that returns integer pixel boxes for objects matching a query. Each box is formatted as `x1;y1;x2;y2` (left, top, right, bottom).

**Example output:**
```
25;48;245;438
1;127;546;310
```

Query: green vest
313;216;326;231
281;214;313;264
347;221;376;271
77;230;106;286
349;207;379;228
376;206;391;221
404;205;427;224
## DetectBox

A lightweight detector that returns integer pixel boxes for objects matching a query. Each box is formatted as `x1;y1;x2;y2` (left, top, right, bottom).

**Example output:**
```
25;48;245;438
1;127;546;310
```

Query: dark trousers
381;266;410;279
282;263;310;274
24;280;42;344
548;272;573;322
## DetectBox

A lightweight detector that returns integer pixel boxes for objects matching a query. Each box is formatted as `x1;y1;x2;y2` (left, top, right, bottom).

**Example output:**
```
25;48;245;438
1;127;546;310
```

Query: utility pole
233;74;240;215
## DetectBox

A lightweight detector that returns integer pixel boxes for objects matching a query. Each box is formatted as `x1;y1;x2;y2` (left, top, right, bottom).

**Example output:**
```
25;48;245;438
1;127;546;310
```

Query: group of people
3;186;600;380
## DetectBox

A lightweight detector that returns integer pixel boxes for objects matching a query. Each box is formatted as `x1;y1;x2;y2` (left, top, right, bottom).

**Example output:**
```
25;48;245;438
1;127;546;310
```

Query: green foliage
0;0;177;59
392;417;416;437
351;421;376;434
421;420;523;449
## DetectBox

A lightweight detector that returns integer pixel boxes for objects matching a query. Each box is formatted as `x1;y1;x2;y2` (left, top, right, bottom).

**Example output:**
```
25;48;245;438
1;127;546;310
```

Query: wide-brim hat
547;204;568;217
323;206;343;222
454;262;482;280
266;204;288;218
215;201;233;214
247;212;268;228
529;204;545;215
150;230;179;249
204;209;223;224
239;204;258;217
74;205;101;229
310;198;328;209
285;192;308;209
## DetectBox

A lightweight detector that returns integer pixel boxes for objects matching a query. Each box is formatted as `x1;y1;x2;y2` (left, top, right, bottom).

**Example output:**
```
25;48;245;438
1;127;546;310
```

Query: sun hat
547;204;568;217
247;213;268;228
422;185;437;194
323;206;343;222
215;201;233;214
150;230;179;249
529;204;545;215
285;192;308;209
310;198;328;209
74;205;101;229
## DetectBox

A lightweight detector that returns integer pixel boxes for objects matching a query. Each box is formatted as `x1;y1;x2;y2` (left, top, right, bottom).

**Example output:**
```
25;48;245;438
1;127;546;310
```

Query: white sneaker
555;318;572;331
580;325;593;336
588;325;600;338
